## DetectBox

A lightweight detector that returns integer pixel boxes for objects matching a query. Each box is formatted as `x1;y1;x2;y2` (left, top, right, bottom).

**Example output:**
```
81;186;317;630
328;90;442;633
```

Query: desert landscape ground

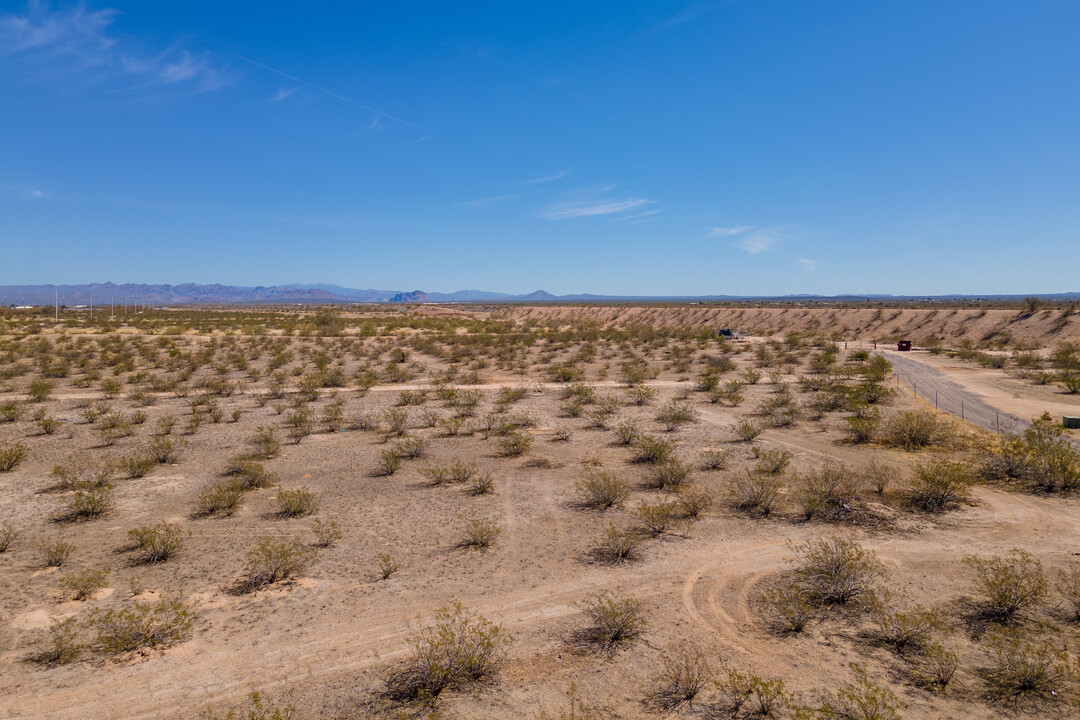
1;302;1079;719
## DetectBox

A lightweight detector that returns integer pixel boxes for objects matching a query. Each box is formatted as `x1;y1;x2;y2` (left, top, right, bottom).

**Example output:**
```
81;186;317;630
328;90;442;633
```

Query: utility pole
54;289;58;322
90;293;93;320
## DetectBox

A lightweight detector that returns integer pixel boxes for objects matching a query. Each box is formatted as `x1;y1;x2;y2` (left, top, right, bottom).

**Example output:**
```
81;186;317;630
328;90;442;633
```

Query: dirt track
885;351;1029;434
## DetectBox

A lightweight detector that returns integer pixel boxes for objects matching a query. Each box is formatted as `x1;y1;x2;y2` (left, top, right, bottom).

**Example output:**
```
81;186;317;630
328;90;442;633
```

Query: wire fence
891;372;1028;436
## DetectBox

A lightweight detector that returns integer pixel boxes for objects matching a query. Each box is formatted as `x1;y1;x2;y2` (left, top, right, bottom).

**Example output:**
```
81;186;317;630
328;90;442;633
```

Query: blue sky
2;1;1078;296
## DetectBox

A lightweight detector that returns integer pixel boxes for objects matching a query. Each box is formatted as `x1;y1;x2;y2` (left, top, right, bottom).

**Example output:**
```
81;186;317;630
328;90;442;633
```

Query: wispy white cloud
649;1;739;33
708;225;754;237
540;186;657;221
26;188;47;199
235;54;410;126
269;87;296;103
513;170;569;187
0;4;227;96
464;194;522;208
736;229;780;255
797;258;819;271
618;209;662;221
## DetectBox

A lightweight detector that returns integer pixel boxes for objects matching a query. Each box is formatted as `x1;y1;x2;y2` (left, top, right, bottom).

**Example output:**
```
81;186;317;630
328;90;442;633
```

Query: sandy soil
1;311;1079;719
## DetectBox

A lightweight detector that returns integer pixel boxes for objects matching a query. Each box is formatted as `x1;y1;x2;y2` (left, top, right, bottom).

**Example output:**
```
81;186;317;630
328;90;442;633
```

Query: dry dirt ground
1;306;1079;719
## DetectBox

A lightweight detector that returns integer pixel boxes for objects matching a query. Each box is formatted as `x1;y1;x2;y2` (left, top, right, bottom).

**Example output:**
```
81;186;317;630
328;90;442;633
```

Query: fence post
935;389;938;409
961;401;964;420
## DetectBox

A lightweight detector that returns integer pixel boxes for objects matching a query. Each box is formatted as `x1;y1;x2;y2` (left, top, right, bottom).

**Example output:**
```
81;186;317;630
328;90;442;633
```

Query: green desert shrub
872;606;944;655
655;399;696;431
884;410;950;450
90;590;196;653
651;643;711;710
576;470;630;510
29;617;82;666
965;549;1047;625
128;521;185;563
59;568;110;600
373;449;403;477
241;537;317;590
37;538;75;567
311;518;343;548
386;602;508;702
905;458;975;512
65;484;114;520
592;523;643;565
799;462;865;523
811;665;904;720
644;457;693;491
377;552;400;579
634;499;683;536
421;459;480;486
275;488;319;518
0;443;26;472
792;535;884;607
193;481;245;517
0;522;19;552
983;631;1074;703
728;471;783;517
631;434;674;464
460;517;501;550
575;591;646;653
732;419;763;442
498;430;532;457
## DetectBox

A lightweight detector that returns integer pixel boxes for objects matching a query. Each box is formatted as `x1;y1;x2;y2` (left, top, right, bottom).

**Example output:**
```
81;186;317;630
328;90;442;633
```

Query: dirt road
884;350;1028;434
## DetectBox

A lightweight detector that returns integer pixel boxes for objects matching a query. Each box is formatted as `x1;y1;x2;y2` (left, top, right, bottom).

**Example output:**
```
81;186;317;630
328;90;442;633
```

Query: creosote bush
0;443;26;472
631;434;674;464
386;602;507;703
460;517;501;550
194;481;245;517
965;549;1047;625
644;457;693;491
0;522;19;552
885;410;950;450
128;521;185;563
984;631;1074;703
651;643;711;710
728;471;782;517
64;484;114;521
37;537;75;567
90;590;196;653
799;462;865;523
60;567;111;600
791;535;884;607
576;591;646;653
872;606;943;655
634;499;683;536
812;665;904;720
498;430;532;457
29;617;82;666
276;487;319;518
576;470;630;510
377;552;400;579
592;523;642;564
373;449;403;477
311;518;343;548
906;458;975;512
241;537;317;591
732;419;763;442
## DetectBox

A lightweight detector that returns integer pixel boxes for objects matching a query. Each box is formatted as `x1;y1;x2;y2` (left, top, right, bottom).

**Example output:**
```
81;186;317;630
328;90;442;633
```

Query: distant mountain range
1;282;1078;306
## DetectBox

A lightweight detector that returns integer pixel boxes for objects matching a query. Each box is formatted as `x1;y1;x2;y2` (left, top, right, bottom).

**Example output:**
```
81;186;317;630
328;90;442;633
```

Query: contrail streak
234;54;411;126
